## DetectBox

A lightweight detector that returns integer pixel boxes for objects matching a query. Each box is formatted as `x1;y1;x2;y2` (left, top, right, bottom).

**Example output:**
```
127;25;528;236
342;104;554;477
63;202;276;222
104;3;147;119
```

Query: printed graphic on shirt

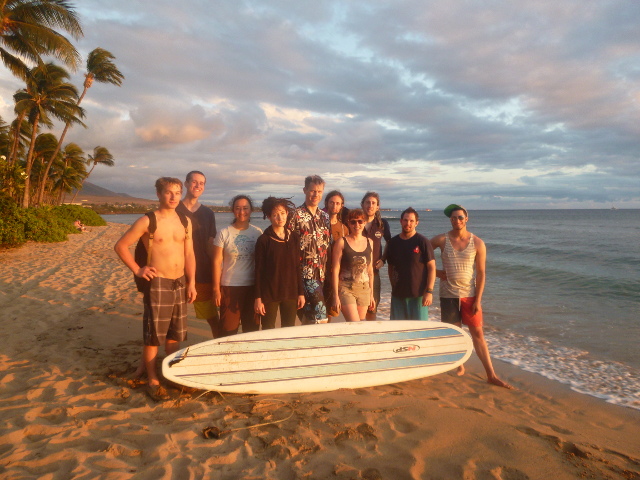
234;233;256;258
351;255;368;283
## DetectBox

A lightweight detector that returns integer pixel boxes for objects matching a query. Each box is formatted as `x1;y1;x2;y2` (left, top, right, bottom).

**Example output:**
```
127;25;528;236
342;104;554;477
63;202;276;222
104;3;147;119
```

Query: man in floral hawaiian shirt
289;175;331;324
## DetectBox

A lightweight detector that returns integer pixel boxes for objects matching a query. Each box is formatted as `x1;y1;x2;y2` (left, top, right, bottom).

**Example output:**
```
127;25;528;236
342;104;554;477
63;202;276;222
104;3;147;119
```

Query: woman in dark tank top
331;209;375;322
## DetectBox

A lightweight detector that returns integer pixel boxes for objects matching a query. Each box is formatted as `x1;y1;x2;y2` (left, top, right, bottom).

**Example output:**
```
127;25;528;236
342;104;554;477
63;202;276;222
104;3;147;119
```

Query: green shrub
23;207;74;242
0;216;26;245
0;197;105;247
52;204;107;227
0;197;24;245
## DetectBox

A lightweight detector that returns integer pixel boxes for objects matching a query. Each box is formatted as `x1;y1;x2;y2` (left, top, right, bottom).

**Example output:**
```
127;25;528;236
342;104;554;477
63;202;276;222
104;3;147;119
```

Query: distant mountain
64;182;157;205
75;182;134;197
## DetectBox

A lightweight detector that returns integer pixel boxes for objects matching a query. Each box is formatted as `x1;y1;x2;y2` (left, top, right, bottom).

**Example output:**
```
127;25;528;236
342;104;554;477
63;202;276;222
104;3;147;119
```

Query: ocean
104;209;640;409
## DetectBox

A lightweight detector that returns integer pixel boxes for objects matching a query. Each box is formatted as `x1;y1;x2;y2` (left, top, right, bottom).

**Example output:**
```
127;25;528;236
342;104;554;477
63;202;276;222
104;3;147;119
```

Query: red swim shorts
440;296;483;327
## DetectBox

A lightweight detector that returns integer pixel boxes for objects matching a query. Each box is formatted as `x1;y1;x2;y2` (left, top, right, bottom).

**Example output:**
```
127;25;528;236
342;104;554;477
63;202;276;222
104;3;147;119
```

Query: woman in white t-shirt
212;195;262;337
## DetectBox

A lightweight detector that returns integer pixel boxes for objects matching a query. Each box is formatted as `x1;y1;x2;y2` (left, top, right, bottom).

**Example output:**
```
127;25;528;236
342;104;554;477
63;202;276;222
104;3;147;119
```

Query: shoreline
0;223;638;479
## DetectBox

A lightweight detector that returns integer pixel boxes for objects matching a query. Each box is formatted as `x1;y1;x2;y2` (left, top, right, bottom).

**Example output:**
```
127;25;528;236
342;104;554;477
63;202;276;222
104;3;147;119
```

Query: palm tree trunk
21;114;41;208
35;152;58;206
8;111;26;167
56;157;70;205
7;113;28;202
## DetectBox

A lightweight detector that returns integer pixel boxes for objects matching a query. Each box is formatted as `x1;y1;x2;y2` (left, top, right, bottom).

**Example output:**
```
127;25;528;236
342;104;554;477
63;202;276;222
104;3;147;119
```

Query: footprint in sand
516;425;561;444
361;467;383;480
334;423;378;446
462;405;491;416
539;421;573;435
488;466;530;480
389;415;418;434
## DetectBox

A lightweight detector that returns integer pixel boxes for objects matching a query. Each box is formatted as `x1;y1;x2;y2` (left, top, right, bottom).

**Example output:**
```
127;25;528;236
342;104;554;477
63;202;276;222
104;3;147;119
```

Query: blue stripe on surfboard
176;351;467;386
187;327;463;356
223;359;461;387
174;336;467;364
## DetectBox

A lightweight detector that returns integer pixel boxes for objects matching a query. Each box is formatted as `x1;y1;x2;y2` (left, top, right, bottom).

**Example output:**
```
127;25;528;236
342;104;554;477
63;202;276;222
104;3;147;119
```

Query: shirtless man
176;171;218;336
114;177;196;400
430;204;512;389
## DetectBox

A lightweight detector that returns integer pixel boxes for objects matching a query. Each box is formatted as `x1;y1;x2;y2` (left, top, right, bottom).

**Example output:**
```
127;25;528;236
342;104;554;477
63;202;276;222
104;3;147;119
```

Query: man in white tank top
431;204;512;389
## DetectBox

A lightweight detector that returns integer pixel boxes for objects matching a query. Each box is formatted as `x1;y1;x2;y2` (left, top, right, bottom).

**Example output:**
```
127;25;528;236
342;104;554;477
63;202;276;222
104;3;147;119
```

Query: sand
0;223;638;480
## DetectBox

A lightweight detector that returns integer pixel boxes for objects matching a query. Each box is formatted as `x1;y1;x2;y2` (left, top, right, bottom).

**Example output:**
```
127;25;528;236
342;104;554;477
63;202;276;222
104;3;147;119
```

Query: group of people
114;172;511;399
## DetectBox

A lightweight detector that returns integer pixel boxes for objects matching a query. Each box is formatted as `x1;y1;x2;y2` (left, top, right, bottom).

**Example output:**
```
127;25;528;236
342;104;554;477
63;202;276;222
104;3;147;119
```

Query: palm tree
53;164;82;204
69;145;113;203
42;47;124;201
54;148;85;205
52;141;83;204
30;130;56;171
31;131;58;204
80;47;125;101
13;62;84;207
0;0;83;80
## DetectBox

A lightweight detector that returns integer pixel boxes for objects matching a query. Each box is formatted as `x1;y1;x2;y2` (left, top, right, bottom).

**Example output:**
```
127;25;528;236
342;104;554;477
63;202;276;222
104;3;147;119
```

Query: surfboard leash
202;398;294;439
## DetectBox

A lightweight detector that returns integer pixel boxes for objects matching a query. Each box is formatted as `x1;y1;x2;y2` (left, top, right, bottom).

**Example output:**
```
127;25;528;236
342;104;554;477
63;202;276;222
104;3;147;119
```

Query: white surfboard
162;321;473;394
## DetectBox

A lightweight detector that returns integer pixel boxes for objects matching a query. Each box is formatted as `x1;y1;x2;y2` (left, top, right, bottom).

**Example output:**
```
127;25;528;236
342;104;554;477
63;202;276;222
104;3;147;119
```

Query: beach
1;223;638;479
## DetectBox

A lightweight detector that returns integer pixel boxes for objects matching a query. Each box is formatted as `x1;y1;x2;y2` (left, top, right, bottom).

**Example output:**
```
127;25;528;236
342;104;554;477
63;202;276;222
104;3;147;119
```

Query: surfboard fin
168;347;189;367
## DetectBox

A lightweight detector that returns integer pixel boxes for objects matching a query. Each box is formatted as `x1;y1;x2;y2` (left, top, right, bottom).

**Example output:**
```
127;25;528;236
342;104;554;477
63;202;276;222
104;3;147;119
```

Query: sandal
146;384;170;402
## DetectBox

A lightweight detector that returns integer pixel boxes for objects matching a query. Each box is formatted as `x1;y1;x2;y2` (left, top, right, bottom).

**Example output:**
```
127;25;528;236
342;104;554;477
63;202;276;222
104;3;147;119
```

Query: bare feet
488;375;514;389
133;363;146;378
456;365;465;376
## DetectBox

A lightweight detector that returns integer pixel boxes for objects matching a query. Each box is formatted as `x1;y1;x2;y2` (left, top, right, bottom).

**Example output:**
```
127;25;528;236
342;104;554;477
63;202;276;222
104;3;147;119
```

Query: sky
2;0;639;209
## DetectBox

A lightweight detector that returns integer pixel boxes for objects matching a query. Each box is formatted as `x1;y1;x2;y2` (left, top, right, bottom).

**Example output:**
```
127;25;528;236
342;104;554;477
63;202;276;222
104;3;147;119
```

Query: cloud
1;0;639;208
131;103;223;146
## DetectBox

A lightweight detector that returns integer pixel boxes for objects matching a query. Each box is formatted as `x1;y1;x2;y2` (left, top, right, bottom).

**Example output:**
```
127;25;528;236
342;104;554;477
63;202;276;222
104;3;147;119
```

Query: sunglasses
450;215;466;221
349;219;365;225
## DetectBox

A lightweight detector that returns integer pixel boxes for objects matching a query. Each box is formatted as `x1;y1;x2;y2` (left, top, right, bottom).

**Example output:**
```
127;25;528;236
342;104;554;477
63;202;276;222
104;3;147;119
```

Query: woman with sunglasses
331;209;375;322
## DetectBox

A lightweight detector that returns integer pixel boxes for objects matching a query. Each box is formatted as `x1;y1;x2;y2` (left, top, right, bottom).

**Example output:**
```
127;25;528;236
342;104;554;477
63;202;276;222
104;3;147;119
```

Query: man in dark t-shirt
361;192;392;320
386;207;435;320
176;171;218;336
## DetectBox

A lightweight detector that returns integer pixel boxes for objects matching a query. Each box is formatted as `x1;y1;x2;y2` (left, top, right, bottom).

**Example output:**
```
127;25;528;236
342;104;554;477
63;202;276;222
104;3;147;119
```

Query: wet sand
0;223;638;479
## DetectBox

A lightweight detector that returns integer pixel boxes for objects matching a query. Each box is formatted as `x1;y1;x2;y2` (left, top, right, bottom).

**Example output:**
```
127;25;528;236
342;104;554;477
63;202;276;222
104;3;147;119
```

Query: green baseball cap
444;204;468;217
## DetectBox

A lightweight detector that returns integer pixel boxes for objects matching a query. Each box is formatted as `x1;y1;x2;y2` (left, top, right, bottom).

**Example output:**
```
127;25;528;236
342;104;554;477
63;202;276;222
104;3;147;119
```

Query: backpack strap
176;211;189;240
146;212;157;265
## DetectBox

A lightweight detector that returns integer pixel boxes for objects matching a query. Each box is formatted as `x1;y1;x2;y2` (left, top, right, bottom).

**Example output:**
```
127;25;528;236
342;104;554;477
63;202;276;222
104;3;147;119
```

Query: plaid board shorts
142;276;187;346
